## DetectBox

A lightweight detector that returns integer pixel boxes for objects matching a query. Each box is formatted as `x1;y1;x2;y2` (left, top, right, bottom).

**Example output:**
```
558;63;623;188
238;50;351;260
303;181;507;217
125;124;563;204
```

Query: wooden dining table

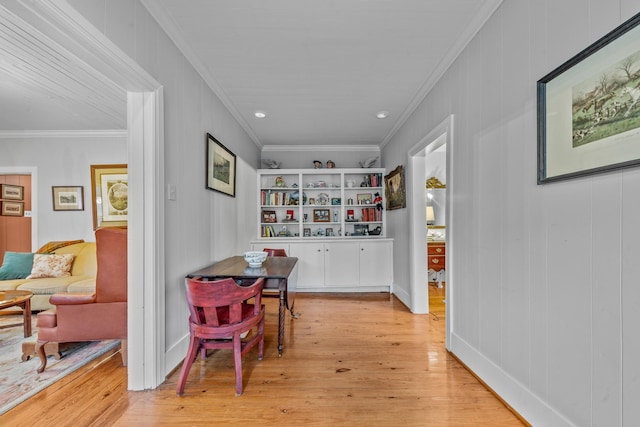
186;255;298;356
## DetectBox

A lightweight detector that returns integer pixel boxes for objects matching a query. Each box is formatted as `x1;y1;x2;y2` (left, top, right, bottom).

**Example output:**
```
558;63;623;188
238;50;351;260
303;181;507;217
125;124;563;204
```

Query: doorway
408;115;453;349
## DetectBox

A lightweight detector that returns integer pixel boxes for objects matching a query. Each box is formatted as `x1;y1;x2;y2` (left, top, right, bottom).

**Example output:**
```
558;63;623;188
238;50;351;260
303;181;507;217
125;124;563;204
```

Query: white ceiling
0;0;501;148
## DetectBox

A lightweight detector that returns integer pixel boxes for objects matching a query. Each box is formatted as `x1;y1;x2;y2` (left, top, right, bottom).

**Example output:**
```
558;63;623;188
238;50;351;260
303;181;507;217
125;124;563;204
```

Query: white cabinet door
288;242;325;288
359;241;393;286
324;241;359;287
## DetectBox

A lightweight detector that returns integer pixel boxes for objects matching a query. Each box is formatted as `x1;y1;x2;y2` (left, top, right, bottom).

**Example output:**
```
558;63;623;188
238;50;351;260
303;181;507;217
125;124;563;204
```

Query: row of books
361;207;382;222
260;190;292;206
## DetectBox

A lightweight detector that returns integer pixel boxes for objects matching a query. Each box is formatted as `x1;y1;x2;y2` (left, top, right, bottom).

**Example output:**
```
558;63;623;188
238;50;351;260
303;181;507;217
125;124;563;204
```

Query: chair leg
176;336;200;396
258;320;265;361
233;335;243;396
35;340;48;373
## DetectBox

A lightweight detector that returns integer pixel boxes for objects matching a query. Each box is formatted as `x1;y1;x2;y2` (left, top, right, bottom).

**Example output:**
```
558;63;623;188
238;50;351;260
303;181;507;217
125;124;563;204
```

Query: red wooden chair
262;248;287;257
176;276;265;396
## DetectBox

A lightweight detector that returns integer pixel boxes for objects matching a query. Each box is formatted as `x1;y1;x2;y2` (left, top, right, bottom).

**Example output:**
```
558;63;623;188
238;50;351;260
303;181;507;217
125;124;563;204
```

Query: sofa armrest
49;292;96;305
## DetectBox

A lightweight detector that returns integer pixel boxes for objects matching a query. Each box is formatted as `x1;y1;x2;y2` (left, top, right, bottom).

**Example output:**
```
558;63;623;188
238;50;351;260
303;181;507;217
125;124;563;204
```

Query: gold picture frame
384;165;406;210
90;164;128;229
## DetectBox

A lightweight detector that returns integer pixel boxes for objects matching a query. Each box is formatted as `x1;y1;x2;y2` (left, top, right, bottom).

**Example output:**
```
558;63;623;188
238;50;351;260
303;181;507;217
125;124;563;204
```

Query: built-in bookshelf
257;168;386;240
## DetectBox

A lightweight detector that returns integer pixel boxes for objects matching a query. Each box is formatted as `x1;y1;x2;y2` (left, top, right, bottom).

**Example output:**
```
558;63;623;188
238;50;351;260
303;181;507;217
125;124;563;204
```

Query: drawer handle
436;248;443;253
432;258;440;264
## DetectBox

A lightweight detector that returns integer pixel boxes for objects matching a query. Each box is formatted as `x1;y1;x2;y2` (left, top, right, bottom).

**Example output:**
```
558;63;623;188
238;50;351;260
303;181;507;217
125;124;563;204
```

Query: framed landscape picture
52;186;84;211
538;12;640;183
206;133;236;197
90;164;128;229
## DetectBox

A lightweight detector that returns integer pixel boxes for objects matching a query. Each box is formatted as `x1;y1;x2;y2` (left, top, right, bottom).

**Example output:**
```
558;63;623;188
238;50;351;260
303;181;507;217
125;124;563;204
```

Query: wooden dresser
427;241;446;286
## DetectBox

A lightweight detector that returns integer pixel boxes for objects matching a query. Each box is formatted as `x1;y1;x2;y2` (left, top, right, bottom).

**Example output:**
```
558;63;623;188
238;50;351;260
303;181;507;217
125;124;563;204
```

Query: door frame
407;114;453;349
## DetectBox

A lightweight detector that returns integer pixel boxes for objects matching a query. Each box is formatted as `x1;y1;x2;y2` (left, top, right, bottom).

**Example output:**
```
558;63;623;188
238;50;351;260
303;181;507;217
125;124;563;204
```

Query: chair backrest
95;227;128;303
185;277;264;327
263;248;287;257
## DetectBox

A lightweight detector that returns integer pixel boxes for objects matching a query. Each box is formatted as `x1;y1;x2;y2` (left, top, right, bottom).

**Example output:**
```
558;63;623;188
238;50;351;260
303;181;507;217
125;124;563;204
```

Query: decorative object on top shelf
326;160;335;168
0;184;24;200
384;165;406;210
537;12;640;184
313;160;322;168
359;156;379;168
262;159;281;169
275;176;286;187
206;133;236;197
425;177;446;188
243;251;268;267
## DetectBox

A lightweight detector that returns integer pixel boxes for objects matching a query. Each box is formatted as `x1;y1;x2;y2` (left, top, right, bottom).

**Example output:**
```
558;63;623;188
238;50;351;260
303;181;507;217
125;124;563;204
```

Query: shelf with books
257;168;386;240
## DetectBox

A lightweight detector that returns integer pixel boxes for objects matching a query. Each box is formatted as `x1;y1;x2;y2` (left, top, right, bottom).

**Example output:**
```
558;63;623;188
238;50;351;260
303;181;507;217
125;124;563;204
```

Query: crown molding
0;129;127;140
261;145;380;152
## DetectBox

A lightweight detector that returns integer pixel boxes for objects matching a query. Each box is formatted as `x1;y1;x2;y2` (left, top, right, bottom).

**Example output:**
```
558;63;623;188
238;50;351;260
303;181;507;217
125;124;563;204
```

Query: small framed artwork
91;164;128;230
384;165;406;210
1;184;24;200
206;133;236;197
538;13;640;183
52;186;84;211
325;227;334;236
346;209;356;221
303;228;311;237
357;193;372;204
308;197;316;205
1;201;24;216
354;224;369;236
313;208;330;222
331;197;341;205
262;210;277;223
285;209;295;221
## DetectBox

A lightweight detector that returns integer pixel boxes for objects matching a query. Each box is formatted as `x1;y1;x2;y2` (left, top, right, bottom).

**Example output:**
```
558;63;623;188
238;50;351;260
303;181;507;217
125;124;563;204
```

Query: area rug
0;313;119;415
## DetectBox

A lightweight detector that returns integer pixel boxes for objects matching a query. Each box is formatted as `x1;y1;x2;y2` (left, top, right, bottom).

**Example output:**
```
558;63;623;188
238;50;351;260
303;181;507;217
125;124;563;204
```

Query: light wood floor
2;289;527;426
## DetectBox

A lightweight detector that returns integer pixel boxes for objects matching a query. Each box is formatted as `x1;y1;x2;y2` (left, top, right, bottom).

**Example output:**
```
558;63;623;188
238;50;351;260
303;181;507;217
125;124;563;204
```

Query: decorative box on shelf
257;168;386;240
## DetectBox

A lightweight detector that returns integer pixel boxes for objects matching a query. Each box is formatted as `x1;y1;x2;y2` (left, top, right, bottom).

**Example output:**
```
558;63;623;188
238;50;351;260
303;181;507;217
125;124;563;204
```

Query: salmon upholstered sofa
0;240;96;311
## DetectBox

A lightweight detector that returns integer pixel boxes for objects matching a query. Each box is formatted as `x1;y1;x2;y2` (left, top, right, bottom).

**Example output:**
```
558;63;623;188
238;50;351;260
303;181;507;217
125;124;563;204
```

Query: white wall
0;135;126;245
384;1;640;425
67;0;261;375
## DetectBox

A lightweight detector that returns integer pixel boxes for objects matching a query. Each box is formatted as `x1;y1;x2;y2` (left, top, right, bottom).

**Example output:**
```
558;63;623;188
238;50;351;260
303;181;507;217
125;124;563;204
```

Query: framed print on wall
384;165;406;210
538;12;640;183
52;186;84;211
206;133;236;197
1;184;24;200
90;164;128;229
1;201;24;216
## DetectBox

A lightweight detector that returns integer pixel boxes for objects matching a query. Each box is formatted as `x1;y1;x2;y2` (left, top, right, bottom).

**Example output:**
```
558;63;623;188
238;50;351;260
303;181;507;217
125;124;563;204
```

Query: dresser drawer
427;243;445;255
428;255;445;271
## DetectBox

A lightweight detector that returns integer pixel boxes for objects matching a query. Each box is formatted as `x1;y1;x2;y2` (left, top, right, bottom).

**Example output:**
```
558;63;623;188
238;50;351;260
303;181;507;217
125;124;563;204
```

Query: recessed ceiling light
376;111;389;119
254;111;267;118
